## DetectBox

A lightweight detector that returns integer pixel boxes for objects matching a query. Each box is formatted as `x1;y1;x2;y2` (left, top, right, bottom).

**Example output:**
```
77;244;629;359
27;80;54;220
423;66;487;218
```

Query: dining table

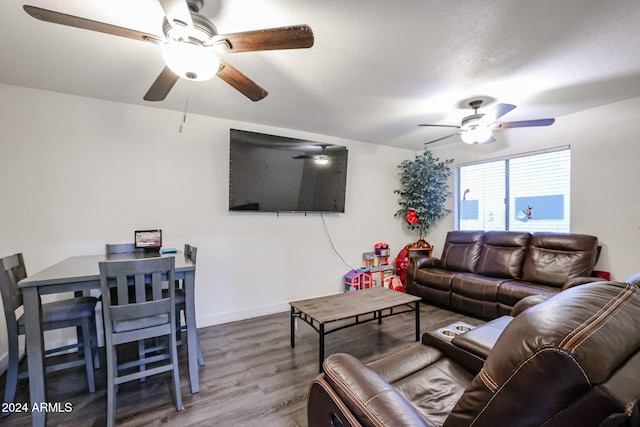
18;251;201;427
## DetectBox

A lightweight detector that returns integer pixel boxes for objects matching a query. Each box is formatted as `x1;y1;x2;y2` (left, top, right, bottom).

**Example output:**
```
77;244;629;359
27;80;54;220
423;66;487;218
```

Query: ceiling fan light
461;125;492;144
313;154;330;165
162;41;219;81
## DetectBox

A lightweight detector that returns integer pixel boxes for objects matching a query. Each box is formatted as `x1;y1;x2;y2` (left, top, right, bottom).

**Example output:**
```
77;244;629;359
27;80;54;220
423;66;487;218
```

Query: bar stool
0;253;98;417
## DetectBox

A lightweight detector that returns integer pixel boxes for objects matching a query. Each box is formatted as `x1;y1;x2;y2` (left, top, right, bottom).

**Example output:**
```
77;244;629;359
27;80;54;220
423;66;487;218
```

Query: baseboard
0;302;301;376
197;302;290;328
0;304;289;374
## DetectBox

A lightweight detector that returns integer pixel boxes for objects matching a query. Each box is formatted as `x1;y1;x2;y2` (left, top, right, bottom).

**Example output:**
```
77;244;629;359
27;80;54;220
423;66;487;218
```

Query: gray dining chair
105;243;204;367
177;244;204;366
99;257;183;427
105;243;145;255
105;243;156;379
0;253;97;417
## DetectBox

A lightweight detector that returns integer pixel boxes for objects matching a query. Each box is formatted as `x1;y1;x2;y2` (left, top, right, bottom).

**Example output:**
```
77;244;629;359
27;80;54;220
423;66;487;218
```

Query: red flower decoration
405;209;419;224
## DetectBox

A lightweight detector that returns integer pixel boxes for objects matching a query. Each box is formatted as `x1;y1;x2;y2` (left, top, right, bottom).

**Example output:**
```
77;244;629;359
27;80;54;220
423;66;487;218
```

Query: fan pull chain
179;88;191;133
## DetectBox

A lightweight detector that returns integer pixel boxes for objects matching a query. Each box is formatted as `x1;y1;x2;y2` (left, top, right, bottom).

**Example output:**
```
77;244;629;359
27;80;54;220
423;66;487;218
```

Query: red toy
383;275;405;292
395;246;409;283
389;276;405;292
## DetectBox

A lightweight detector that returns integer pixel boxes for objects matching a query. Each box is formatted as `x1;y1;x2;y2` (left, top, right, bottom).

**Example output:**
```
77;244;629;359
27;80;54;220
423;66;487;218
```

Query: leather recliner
307;279;640;427
407;231;600;320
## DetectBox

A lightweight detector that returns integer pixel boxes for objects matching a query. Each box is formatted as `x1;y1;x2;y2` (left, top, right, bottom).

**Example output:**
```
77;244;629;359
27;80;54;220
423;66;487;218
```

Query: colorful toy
384;275;405;292
368;265;394;287
343;269;372;292
395;246;409;283
363;242;390;268
374;242;390;257
362;251;380;267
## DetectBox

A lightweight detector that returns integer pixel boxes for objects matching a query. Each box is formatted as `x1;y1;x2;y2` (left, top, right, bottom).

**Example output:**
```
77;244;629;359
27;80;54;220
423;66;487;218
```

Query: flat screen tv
134;229;162;251
229;129;348;213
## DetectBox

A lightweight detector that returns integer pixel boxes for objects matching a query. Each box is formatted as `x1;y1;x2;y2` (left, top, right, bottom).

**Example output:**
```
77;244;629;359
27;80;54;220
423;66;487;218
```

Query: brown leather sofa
307;279;640;427
407;230;599;319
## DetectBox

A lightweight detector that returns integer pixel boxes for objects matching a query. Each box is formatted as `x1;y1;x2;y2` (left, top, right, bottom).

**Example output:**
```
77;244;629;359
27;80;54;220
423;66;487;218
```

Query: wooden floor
1;302;482;426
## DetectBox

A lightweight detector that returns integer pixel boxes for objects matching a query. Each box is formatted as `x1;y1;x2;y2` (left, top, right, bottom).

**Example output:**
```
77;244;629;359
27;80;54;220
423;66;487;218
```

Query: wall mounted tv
229;129;348;213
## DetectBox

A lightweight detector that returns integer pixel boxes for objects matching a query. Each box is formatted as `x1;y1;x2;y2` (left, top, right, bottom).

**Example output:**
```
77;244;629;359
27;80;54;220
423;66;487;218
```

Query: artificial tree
394;149;453;244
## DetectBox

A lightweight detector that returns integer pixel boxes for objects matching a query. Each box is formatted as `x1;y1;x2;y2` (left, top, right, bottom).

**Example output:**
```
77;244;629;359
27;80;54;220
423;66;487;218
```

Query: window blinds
457;147;571;232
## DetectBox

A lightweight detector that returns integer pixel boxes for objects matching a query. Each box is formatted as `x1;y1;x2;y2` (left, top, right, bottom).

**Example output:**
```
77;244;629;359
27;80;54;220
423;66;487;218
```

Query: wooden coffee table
290;287;421;372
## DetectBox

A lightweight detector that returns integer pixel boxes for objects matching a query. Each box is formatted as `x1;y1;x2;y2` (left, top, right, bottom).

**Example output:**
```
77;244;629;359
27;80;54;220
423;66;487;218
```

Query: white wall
2;82;639;373
427;96;640;282
0;83;416;370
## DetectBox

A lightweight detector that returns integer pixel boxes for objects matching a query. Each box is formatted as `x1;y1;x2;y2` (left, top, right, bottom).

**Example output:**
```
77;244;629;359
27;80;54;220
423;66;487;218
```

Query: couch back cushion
475;231;531;279
521;233;598;287
441;231;483;272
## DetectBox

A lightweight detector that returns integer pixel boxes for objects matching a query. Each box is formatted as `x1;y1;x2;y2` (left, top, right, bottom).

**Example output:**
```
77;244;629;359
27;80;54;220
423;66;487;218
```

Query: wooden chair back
105;243;145;255
0;253;27;317
99;257;176;344
99;256;181;426
184;244;197;263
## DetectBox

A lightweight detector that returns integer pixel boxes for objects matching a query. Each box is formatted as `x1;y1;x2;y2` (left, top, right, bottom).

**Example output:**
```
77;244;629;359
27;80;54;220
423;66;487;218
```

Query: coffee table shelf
289;287;421;372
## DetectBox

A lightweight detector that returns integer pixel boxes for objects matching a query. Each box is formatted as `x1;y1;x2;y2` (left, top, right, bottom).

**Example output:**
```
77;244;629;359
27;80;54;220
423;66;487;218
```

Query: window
456;147;571;232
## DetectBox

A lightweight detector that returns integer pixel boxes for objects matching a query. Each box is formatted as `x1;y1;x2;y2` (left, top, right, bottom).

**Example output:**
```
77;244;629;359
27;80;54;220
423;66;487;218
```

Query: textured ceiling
2;0;640;150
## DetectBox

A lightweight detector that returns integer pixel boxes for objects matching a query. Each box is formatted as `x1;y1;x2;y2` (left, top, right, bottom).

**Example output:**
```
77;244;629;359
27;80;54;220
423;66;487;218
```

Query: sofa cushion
497;280;560;307
451;273;502;301
521;233;598;286
441;231;483;273
413;268;455;292
323;353;437;426
367;346;474;427
394;358;473;426
474;231;531;279
451;273;502;318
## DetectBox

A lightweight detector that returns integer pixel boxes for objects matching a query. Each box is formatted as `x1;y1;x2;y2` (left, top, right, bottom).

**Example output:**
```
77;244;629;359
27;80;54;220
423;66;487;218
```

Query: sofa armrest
308;378;361;427
410;255;443;270
421;332;485;374
322;353;434;427
562;276;607;290
510;295;550;316
449;316;513;361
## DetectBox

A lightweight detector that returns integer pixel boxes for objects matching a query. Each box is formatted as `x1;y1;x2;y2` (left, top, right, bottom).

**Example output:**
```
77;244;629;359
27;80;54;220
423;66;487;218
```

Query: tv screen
229;129;348;213
134;229;162;250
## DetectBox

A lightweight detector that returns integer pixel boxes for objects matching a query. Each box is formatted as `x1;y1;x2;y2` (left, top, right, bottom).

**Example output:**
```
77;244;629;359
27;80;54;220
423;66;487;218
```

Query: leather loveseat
307;279;640;427
407;230;599;319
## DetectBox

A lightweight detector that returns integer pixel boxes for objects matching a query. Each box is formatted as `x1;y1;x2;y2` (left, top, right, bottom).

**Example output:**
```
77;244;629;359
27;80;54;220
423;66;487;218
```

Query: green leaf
394;149;453;238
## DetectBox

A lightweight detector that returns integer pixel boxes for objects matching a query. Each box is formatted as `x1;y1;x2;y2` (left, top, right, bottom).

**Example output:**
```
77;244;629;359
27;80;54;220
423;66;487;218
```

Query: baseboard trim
197;302;290;327
0;301;312;376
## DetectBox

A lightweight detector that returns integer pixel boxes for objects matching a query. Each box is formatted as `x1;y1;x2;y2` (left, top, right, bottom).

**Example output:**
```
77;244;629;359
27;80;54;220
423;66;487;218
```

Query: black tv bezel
134;229;162;251
228;129;348;214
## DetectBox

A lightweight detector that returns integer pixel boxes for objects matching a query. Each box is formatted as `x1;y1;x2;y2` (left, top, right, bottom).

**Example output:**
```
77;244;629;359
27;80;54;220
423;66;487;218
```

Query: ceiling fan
418;100;555;145
23;0;314;102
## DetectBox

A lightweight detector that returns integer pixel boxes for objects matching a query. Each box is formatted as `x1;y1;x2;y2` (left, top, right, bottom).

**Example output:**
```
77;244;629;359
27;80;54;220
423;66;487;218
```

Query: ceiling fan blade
424;132;460;145
23;5;162;44
144;67;180;101
214;25;314;53
495;118;555;129
479;103;516;125
418;124;460;128
481;136;497;144
217;60;268;102
158;0;194;29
